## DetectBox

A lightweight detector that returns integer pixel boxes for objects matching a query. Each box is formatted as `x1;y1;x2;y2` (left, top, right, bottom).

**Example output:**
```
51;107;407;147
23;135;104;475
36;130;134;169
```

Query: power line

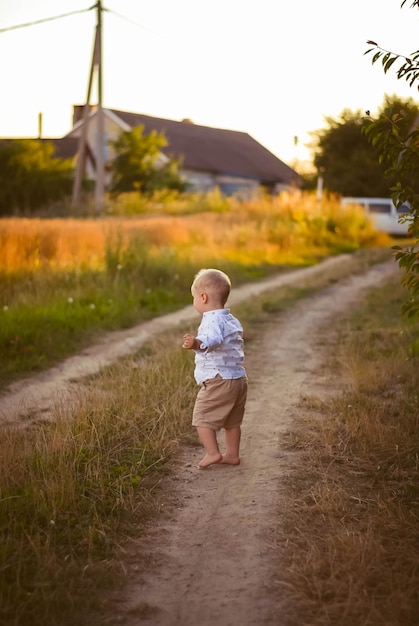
107;8;159;37
0;4;158;38
0;3;161;44
0;5;97;34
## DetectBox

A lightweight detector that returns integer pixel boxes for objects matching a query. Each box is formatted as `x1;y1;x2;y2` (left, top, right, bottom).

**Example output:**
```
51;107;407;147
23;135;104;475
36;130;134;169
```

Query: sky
0;0;418;167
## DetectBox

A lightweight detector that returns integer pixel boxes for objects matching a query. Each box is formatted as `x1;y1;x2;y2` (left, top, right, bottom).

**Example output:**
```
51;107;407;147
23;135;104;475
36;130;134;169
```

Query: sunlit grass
0;192;389;388
0;192;383;275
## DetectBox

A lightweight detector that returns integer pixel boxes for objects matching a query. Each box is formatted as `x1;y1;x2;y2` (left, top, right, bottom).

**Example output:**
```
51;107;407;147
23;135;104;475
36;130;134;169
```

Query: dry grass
0;192;384;274
273;276;419;625
0;338;198;626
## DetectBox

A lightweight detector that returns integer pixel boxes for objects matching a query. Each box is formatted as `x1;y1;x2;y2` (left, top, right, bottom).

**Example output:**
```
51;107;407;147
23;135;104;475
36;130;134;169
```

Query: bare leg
196;427;222;468
221;427;241;465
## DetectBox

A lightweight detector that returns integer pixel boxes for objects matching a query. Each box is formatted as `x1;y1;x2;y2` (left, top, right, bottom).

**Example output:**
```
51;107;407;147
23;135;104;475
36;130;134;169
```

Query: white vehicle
341;197;411;236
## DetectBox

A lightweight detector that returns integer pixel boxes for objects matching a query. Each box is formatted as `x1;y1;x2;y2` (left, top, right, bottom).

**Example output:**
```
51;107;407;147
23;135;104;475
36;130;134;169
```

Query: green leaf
384;56;398;73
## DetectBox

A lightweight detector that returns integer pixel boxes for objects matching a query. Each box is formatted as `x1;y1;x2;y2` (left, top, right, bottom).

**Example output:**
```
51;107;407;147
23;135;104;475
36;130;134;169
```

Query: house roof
2;109;300;187
47;137;79;160
109;109;300;186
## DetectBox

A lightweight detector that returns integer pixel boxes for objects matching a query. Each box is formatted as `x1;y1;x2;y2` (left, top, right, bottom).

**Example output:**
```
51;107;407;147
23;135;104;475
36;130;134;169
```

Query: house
61;105;301;196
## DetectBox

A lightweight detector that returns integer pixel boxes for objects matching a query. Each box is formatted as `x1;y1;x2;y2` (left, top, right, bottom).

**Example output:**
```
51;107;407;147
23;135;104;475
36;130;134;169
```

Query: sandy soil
0;254;401;625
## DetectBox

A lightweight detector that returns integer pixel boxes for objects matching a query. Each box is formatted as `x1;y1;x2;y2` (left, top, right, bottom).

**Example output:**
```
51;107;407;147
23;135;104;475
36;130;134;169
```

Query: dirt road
100;257;399;626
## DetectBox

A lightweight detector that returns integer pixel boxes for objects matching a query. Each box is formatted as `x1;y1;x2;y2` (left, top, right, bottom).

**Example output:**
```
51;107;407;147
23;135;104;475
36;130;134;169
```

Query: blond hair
192;268;231;305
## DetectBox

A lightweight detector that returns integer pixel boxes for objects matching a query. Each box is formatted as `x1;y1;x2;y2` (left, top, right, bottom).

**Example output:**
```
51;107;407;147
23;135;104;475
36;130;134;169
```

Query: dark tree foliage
312;96;418;197
363;0;419;320
0;140;74;215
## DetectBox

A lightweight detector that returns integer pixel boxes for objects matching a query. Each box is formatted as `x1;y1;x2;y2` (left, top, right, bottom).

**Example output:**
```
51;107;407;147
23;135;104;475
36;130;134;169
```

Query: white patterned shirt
193;308;246;384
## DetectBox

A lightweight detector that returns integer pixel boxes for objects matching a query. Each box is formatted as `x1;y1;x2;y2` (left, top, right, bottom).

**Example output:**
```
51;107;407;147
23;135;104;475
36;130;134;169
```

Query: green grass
0;247;279;389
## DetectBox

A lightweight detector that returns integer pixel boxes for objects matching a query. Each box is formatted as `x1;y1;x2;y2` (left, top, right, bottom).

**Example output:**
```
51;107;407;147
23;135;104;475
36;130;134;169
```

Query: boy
182;268;247;469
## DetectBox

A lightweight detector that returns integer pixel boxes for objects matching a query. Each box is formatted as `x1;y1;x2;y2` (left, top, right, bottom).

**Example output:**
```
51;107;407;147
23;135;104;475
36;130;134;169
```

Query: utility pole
72;1;105;211
95;1;105;210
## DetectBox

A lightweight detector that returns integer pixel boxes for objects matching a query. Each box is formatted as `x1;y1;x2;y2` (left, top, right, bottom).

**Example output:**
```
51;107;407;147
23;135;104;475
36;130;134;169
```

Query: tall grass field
0;192;384;389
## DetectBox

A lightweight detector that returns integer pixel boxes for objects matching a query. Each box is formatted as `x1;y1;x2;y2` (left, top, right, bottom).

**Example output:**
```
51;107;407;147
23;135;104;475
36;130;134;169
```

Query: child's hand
182;334;196;350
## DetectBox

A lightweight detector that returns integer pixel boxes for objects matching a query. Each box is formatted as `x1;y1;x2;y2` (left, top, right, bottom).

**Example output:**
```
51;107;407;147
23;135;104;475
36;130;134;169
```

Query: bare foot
197;452;222;469
220;454;241;465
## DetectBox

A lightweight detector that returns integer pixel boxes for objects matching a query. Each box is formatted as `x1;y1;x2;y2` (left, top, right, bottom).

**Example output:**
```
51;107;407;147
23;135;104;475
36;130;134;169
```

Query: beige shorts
192;374;248;431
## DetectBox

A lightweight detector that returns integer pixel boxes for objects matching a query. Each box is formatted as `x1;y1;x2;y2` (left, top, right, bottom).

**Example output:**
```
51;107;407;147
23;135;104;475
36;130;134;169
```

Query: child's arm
182;334;203;351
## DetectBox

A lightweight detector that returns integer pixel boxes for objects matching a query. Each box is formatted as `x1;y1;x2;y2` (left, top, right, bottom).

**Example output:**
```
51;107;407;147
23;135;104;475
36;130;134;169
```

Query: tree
311;96;418;197
363;0;419;319
110;125;187;196
0;140;74;215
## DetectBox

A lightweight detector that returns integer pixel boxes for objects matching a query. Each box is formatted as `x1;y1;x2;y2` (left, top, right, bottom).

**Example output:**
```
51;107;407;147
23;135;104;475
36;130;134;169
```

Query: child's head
191;268;231;307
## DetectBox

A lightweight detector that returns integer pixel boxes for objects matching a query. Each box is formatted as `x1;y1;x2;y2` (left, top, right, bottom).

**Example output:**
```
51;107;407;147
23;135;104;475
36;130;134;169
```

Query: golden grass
0;192;385;274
